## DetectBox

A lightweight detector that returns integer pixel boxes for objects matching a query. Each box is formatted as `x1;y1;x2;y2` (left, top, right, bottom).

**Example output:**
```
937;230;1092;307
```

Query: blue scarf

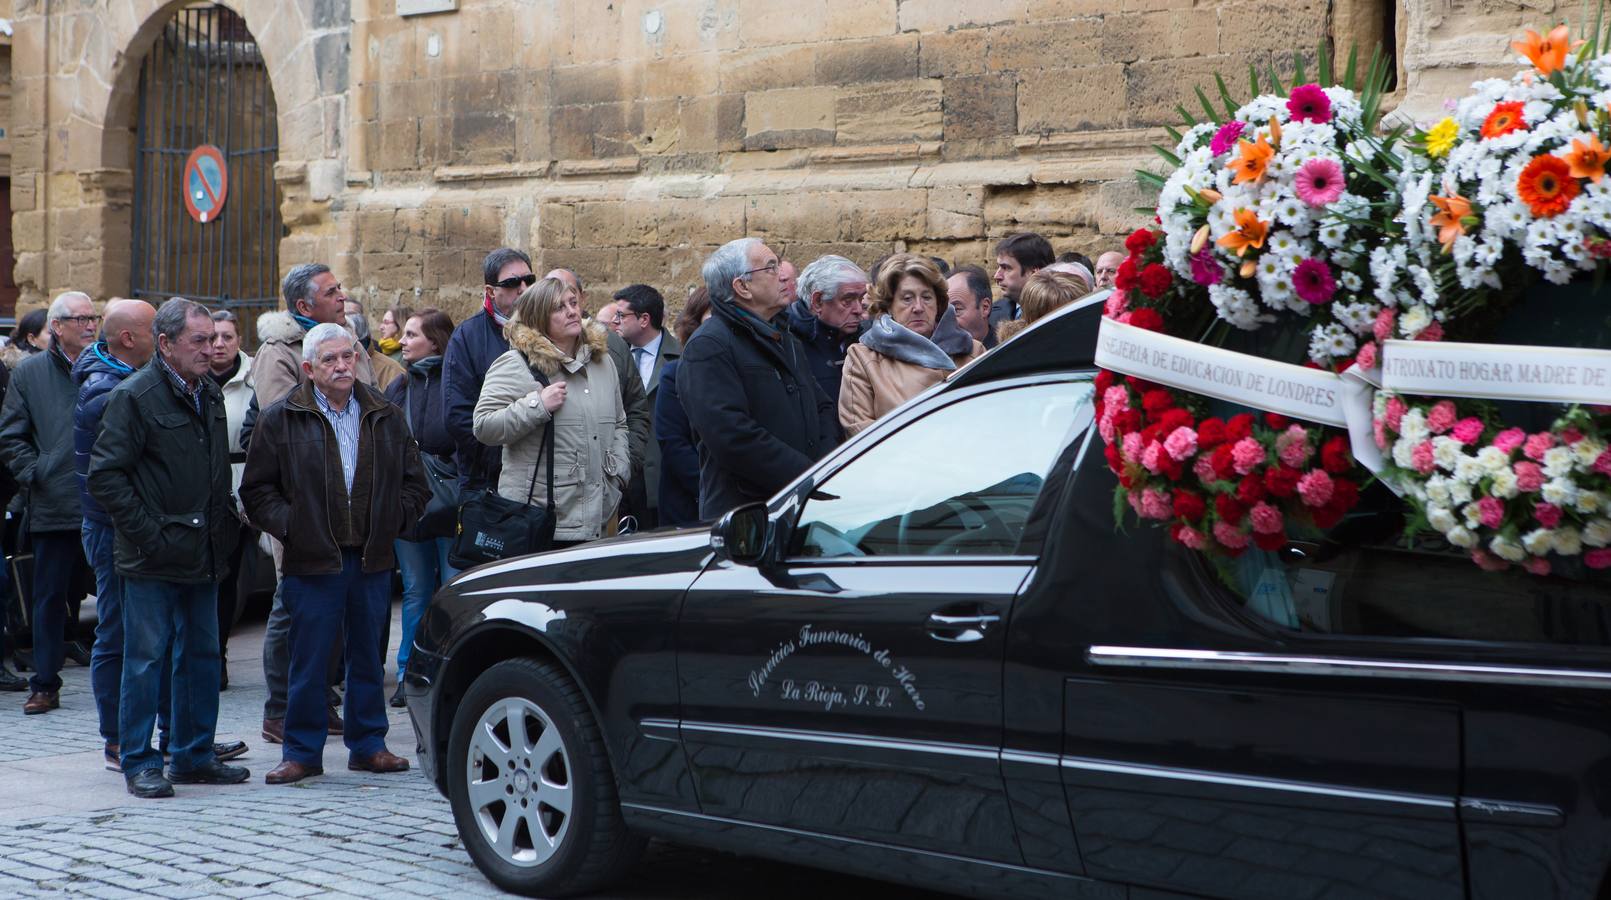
292;313;320;332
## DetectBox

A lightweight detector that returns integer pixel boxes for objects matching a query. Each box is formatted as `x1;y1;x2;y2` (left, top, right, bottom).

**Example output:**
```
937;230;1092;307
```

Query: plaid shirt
158;355;204;415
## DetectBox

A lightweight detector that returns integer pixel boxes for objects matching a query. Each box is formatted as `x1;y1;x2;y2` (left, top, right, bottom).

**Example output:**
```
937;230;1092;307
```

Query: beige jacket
253;311;376;409
839;339;984;436
473;321;629;542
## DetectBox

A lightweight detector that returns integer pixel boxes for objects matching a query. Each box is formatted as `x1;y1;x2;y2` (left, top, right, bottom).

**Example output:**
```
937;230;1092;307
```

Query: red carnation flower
1118;471;1134;488
1128;308;1165;332
1124;229;1158;255
1114;409;1142;433
1236;473;1266;504
1253;530;1286;551
1226;413;1255;442
1320;436;1352;474
1264;466;1300;498
1264;413;1289;429
1157;409;1193;433
1138;264;1173;299
1095;370;1114;393
1114;258;1139;291
1142;390;1174;415
1210;444;1237;480
1173;490;1206;521
1215;494;1247;525
1161;458;1185;482
1197;417;1227;448
1141;424;1164;445
1311;504;1346;530
1330;478;1360;511
1104;442;1123;474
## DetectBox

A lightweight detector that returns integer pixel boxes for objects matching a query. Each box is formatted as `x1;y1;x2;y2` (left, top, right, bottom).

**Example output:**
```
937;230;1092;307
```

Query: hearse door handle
926;605;1002;643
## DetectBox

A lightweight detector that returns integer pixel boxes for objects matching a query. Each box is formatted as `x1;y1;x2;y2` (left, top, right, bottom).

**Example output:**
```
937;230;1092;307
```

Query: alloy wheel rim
466;696;573;866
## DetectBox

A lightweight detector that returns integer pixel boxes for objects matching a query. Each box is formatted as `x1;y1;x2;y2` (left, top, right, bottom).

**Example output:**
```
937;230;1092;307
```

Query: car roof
947;289;1108;389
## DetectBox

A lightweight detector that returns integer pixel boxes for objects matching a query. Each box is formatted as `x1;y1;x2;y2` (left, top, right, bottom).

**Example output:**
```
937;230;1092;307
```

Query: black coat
653;359;700;527
384;355;455;458
0;346;82;533
676;299;839;521
985;297;1018;349
86;360;241;584
784;299;867;409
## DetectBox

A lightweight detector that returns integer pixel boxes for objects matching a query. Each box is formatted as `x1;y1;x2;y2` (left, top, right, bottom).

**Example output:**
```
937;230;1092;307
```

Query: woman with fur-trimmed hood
473;277;629;545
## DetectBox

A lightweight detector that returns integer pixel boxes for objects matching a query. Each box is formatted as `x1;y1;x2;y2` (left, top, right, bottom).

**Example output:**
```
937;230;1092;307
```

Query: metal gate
131;4;281;341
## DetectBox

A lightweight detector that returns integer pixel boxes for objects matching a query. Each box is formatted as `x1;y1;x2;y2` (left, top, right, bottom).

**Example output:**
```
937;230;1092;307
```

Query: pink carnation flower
1523;432;1555;461
1098;416;1116;444
1212;521;1251;549
1139;488;1173;520
1418;322;1444;342
1287;83;1332;123
1514;461;1545;492
1411;440;1436;475
1293;158;1345;207
1451;418;1484;445
1492;428;1526;453
1276;424;1313;468
1561;428;1584;445
1587;548;1611;570
1176;526;1207;550
1373;418;1387;450
1121;432;1144;464
1373;308;1396;343
1193;455;1218;482
1533;502;1562;528
1354;341;1378;370
1471;549;1509;572
1523;557;1552;576
1142;441;1165;474
1478;496;1505;529
1297;469;1335;507
1426;401;1457;434
1209;120;1246;156
1595;450;1611;477
1231;437;1266;475
1383;396;1406;432
1249;502;1284;534
1164;426;1199;461
1103;386;1129;411
1104;289;1129;317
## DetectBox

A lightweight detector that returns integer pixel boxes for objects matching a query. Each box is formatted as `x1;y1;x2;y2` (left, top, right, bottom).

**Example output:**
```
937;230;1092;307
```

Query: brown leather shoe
326;706;344;735
22;691;58;715
348;749;410;773
265;760;323;785
261;718;284;744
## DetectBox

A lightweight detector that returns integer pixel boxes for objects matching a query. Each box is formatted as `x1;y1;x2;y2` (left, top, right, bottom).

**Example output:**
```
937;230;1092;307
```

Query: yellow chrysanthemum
1426;117;1460;158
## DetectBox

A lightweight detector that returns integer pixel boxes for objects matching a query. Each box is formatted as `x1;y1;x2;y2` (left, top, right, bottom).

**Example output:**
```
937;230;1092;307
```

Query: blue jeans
119;578;221;775
393;537;457;676
83;520;170;747
282;551;390;766
28;530;82;695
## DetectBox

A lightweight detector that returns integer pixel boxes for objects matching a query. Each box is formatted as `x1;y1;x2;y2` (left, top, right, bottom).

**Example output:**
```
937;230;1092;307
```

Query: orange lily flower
1428;191;1473;254
1216;208;1269;257
1566;135;1611;182
1227;134;1275;185
1512;24;1583;77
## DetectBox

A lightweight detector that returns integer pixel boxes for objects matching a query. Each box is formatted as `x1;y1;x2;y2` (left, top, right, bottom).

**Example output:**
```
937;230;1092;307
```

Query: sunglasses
490;274;538;290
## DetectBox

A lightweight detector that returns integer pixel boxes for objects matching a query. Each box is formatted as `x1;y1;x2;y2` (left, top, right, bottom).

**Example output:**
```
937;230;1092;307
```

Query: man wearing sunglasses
443;248;536;493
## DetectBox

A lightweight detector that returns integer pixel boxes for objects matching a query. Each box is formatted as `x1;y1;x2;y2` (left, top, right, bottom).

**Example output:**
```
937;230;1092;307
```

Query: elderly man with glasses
785;255;870;411
677;238;840;522
0;291;100;715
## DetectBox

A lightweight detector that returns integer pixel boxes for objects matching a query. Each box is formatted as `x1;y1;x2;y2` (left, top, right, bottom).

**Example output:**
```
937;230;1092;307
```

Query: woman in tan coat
473;277;630;546
839;254;985;436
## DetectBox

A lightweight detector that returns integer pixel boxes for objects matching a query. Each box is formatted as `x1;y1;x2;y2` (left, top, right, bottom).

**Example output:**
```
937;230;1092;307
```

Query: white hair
796;255;867;308
47;291;92;320
702;237;763;306
302;323;357;364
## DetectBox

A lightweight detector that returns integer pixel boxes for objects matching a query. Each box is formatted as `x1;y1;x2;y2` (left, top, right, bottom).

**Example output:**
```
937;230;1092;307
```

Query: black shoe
389;683;406;708
13;648;32;673
213;740;248;762
64;641;91;667
0;666;26;692
126;768;174;799
166;760;250;785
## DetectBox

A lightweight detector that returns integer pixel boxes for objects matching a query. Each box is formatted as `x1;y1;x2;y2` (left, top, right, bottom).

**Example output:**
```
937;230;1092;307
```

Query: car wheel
446;657;644;897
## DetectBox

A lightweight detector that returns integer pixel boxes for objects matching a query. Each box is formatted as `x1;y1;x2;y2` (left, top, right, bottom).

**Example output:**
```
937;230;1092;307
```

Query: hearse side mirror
711;503;771;565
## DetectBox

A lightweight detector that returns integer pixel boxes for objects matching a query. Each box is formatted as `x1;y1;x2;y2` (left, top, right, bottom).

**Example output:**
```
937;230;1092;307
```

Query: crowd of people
0;227;1111;799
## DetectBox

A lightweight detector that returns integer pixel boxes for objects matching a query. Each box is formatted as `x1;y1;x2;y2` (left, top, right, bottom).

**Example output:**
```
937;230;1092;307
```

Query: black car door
677;377;1095;863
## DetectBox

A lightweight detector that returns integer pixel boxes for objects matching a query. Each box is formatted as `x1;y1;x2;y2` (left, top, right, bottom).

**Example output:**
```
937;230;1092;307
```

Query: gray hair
209;309;238;324
796;255;867;307
702;237;762;306
47;291;92;320
281;263;330;314
153;297;208;344
302;322;356;364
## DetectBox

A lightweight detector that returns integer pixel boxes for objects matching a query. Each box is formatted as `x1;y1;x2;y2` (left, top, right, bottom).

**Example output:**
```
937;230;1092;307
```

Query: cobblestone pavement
0;604;947;899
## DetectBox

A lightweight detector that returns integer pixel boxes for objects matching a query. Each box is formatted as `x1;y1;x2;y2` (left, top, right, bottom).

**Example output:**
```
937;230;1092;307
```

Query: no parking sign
182;144;228;224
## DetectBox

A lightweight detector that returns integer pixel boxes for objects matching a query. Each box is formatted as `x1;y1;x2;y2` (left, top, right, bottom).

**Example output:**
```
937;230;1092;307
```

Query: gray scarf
860;314;955;371
929;305;974;357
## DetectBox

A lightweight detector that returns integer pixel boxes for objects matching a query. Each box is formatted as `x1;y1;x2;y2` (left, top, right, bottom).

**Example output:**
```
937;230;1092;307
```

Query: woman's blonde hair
996;270;1088;343
868;253;947;319
511;277;573;341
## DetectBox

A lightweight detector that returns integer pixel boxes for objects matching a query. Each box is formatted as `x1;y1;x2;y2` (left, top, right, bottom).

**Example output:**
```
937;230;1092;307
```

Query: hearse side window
792;381;1093;559
1206;522;1611;648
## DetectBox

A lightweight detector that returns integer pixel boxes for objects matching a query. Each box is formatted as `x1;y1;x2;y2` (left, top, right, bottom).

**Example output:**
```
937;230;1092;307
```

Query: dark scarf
208;353;242;388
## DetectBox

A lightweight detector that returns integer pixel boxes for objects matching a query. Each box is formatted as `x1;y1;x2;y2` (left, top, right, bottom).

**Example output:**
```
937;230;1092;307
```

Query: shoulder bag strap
521;354;557;509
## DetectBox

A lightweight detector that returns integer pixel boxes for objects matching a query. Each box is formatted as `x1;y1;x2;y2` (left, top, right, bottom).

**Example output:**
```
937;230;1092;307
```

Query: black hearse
405;295;1611;899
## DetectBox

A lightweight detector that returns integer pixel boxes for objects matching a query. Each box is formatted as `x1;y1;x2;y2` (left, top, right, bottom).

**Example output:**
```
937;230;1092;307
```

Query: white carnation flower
1584;519;1611;547
1541;477;1578;506
1489;468;1519;499
1553;527;1584;556
1491;534;1527;562
1427;505;1457;532
1522;528;1555;555
1447;526;1478;549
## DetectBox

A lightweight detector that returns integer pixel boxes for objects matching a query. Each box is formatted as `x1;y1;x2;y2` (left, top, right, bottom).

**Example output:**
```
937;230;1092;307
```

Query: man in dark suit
988;232;1054;342
614;284;680;530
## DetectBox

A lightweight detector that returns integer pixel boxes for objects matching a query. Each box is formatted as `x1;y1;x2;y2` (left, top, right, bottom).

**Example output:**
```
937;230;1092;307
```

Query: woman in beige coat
473;277;630;546
839;254;985;436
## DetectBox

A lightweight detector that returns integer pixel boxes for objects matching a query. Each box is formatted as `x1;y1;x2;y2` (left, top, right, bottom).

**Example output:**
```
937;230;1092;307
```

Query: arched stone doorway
129;4;282;342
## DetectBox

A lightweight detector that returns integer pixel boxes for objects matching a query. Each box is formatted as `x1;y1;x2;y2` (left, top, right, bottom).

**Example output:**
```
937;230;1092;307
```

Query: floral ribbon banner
1379;340;1611;405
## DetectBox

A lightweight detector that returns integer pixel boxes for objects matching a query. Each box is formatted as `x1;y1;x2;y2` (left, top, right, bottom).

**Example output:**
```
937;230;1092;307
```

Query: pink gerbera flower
1293;157;1346;206
1292;258;1337;304
1210;120;1246;156
1287;83;1332;123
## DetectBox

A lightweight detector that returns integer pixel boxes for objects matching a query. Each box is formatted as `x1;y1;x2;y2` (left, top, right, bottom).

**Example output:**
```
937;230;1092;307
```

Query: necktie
632;346;651;388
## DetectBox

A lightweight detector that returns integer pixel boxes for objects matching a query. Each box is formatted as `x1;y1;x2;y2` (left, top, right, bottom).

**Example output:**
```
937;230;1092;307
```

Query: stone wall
4;0;1588;321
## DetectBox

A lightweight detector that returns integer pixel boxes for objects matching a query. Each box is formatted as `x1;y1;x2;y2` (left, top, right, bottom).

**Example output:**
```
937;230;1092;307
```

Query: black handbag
448;366;558;569
403;379;461;540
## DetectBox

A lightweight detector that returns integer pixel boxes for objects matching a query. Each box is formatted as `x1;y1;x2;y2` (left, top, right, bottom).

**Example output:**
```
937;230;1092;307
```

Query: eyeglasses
490;274;538;290
56;315;102;326
741;262;780;278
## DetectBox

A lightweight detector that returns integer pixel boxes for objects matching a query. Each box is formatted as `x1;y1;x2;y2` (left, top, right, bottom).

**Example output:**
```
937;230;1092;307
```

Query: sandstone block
13;211;46;254
747;192;841;243
717;44;818;94
839;189;927;242
926;186;985;240
451;113;517;166
553;62;647;107
1124;53;1268;128
1216;0;1327;56
898;0;1029;32
357;209;399;253
645;53;721;99
835;79;943;144
717;94;747;150
657;197;746;246
1097;178;1153;235
538;204;576;250
825;0;898;40
919;28;989;78
737;0;826;48
377;121;418;171
986;19;1102;73
1025;0;1109;17
815;34;919;85
984;183;1100;236
1100;12;1172;64
1018;65;1127;132
944;73;1016;140
574;202;627;248
744;86;836;149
